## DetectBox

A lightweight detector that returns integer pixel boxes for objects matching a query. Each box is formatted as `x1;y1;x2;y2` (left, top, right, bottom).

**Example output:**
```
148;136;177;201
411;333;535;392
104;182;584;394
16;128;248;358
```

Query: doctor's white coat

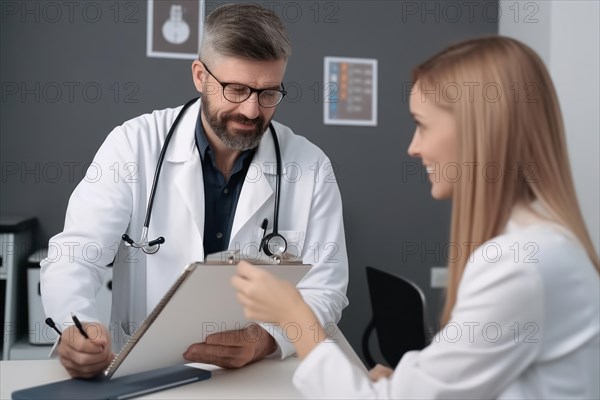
40;99;349;357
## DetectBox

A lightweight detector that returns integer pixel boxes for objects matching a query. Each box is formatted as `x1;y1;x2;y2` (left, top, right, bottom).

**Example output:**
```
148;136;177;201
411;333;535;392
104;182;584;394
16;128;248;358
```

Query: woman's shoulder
481;220;590;275
461;220;597;317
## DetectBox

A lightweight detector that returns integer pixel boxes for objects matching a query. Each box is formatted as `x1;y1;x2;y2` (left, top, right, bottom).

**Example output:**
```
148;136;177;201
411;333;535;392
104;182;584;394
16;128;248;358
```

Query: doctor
41;3;348;378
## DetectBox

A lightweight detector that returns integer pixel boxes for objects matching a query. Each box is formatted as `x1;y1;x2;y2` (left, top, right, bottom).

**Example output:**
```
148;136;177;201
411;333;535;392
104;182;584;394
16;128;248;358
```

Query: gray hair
200;3;292;62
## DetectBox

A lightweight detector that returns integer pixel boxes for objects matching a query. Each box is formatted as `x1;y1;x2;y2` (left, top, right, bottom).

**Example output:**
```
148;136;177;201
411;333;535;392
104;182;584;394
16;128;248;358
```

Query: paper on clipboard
105;252;310;379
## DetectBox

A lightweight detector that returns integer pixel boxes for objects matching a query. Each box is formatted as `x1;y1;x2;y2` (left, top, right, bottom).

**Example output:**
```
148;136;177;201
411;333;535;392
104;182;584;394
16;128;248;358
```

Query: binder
105;252;310;379
11;364;211;400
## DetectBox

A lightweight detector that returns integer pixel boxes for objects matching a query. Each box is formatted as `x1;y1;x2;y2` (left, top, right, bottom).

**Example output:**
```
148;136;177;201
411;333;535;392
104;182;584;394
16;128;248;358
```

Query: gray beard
201;101;267;151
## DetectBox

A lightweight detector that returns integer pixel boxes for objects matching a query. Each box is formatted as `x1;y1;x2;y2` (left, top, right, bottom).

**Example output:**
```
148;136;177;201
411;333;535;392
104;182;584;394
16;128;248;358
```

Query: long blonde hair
412;37;600;326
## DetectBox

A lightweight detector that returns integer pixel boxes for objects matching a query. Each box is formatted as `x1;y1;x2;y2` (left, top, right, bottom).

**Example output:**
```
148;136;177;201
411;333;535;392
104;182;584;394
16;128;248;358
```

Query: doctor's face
407;82;458;200
192;57;287;151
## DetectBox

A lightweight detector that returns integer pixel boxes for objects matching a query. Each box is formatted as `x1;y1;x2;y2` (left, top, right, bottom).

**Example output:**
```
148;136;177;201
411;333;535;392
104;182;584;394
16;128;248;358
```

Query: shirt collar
195;111;211;160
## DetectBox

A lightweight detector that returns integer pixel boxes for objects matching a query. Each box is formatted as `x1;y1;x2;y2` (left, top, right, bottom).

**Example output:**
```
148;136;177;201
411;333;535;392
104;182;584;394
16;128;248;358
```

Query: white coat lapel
230;126;277;242
164;99;205;239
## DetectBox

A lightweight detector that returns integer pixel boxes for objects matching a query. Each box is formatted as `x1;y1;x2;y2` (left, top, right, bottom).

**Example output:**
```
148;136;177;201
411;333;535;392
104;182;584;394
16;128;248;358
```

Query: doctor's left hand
183;323;277;368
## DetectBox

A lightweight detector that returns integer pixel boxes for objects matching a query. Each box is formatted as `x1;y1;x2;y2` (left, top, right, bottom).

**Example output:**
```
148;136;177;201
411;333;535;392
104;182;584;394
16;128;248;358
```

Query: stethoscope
122;97;288;258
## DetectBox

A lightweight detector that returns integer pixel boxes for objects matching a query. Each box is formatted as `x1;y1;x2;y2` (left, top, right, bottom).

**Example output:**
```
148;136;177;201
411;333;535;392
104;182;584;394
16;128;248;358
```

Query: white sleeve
293;248;544;398
40;127;135;329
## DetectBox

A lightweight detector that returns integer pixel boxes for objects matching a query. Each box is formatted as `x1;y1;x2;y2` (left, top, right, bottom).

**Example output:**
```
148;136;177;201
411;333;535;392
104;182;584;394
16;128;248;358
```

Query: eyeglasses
201;62;287;108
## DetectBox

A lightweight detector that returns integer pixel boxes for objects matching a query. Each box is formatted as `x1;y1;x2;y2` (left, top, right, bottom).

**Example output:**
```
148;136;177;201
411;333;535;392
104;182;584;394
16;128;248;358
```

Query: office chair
362;266;428;368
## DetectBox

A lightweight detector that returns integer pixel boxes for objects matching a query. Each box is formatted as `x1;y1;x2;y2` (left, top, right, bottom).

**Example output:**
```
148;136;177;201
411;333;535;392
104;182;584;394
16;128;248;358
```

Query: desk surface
1;332;365;399
1;357;302;399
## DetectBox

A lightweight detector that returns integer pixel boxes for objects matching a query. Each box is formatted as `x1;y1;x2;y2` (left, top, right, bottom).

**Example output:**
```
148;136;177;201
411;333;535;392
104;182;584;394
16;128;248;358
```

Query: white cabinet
1;217;36;360
1;217;114;360
26;249;113;346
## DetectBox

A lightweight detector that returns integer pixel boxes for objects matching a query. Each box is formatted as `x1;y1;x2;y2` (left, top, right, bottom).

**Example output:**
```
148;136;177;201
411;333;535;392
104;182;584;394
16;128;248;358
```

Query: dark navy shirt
195;114;255;256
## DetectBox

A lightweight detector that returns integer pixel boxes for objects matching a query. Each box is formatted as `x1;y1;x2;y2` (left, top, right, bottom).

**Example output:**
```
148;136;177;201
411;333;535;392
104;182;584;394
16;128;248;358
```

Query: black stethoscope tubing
145;97;198;231
122;97;286;257
259;121;287;257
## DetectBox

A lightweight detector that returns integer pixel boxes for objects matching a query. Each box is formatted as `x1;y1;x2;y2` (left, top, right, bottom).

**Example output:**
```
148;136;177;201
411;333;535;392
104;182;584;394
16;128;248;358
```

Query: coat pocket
277;230;305;261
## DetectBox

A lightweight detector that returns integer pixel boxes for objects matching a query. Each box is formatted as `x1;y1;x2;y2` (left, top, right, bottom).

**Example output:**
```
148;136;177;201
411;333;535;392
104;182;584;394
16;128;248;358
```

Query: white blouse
293;209;600;399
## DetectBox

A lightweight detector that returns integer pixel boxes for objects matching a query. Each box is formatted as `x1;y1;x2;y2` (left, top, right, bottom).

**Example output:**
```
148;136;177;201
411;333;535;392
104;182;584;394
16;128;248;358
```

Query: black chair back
362;266;428;368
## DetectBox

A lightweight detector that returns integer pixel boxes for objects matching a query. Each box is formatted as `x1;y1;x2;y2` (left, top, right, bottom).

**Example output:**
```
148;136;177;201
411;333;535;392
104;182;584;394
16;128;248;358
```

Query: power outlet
430;267;448;288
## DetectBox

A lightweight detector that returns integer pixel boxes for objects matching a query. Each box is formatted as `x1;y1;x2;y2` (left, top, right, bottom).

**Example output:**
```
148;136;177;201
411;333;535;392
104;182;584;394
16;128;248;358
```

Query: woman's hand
231;261;306;325
369;364;394;381
232;261;326;359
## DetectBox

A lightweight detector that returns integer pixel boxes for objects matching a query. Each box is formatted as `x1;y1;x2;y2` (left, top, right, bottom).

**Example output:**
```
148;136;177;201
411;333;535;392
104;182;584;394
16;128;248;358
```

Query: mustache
223;114;264;126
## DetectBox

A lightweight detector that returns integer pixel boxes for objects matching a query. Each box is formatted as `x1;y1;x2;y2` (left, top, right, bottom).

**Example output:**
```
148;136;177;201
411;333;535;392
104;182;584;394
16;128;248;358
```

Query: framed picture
324;57;378;126
147;0;204;59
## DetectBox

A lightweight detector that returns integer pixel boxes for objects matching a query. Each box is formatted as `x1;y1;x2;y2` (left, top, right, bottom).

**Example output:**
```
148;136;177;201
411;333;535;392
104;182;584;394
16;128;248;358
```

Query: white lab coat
40;99;349;357
294;205;600;398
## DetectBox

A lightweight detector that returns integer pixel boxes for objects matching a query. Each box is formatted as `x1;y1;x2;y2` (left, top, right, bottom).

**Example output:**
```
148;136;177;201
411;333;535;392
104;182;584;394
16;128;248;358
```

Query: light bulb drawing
162;4;190;45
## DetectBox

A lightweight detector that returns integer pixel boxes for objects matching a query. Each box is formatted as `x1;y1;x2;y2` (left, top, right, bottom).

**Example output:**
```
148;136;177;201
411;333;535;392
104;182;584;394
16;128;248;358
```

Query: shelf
8;337;53;360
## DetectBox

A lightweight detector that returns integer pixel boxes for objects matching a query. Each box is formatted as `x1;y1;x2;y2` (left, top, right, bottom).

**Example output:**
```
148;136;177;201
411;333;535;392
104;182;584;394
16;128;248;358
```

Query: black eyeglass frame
201;62;287;108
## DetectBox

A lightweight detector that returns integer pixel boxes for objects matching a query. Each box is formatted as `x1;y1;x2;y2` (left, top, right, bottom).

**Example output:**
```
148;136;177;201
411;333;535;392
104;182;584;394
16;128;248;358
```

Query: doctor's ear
191;60;205;93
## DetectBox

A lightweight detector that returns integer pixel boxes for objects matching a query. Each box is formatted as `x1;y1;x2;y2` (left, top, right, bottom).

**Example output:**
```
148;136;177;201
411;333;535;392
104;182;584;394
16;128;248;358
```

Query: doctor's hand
183;323;277;368
58;322;114;379
369;364;394;381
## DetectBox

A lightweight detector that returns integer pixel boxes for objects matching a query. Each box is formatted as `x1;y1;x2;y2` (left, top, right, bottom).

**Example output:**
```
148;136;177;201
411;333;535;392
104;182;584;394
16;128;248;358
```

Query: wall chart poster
147;0;204;59
324;57;378;126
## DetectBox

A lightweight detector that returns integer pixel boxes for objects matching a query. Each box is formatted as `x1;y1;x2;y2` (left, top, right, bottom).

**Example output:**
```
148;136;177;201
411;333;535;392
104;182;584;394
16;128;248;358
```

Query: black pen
259;218;268;253
71;312;89;339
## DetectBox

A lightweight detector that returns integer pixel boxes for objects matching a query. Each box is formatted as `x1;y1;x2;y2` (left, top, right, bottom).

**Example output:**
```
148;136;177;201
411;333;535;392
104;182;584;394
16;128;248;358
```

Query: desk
1;333;365;399
1;357;302;399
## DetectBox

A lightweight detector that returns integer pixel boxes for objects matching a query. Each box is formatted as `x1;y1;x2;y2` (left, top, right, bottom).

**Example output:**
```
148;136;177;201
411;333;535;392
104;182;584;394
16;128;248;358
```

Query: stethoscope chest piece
261;233;287;257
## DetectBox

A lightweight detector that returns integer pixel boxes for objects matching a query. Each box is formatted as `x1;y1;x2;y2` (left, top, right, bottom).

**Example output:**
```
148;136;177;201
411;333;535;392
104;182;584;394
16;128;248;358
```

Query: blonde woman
232;37;600;398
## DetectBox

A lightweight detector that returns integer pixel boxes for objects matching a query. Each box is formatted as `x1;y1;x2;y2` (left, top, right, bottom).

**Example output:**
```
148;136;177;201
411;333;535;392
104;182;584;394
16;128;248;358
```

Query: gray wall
1;0;498;360
500;0;600;255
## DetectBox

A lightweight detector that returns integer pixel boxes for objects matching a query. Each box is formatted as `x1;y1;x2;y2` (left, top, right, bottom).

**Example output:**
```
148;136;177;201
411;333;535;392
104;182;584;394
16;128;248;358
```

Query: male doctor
41;3;348;378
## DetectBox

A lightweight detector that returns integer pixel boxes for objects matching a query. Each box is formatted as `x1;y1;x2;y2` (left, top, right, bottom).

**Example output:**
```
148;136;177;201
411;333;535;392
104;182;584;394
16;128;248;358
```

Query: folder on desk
11;364;211;400
105;252;310;379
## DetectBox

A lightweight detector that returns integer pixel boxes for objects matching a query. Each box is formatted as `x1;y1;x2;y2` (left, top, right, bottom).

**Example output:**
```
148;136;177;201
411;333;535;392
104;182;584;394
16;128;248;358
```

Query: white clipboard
105;253;310;379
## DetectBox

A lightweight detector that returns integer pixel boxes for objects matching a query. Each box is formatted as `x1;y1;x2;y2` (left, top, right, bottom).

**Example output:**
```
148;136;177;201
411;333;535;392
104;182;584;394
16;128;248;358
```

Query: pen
259;218;268;253
71;312;89;339
45;317;62;336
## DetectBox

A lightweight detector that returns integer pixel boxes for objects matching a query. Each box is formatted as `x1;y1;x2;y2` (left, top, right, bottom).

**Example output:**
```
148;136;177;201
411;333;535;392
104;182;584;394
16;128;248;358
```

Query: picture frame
147;0;204;59
324;57;378;126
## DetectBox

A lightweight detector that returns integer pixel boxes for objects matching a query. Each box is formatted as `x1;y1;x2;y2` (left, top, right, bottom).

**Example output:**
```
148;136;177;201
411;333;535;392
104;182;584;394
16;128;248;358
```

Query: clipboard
11;364;211;400
105;252;310;379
